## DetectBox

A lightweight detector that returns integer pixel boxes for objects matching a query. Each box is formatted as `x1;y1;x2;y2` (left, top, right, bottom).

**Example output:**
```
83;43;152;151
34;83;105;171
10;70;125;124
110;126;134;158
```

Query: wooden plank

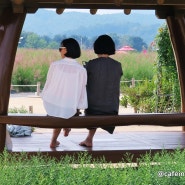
11;149;179;163
1;113;185;128
0;0;185;6
0;1;185;13
10;131;185;162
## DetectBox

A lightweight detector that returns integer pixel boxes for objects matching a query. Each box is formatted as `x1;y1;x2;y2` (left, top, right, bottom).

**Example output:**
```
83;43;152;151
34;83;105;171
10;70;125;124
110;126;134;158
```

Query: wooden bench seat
1;113;185;162
1;113;185;128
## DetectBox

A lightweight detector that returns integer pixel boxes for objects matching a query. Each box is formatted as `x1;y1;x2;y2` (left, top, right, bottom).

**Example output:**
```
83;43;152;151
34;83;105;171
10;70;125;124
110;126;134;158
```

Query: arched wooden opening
1;1;185;160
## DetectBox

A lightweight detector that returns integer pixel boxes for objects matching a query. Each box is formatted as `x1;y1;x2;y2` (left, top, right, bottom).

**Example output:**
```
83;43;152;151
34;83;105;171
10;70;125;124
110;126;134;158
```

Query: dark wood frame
1;1;185;161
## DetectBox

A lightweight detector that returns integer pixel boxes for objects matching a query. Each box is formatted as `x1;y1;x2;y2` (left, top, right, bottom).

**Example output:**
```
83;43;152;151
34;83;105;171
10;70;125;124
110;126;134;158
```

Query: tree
24;32;41;48
19;31;149;51
155;23;181;112
109;33;122;49
129;36;148;52
121;24;181;113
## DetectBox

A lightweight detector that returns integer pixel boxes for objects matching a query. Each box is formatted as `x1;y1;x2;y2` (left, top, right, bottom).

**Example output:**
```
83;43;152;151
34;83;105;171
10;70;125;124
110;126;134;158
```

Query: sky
47;8;155;15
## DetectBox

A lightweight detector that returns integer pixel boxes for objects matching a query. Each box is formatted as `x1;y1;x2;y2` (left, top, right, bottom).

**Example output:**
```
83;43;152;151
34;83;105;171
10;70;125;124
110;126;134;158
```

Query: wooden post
0;8;26;152
36;82;41;96
29;106;33;114
167;15;185;131
131;78;135;87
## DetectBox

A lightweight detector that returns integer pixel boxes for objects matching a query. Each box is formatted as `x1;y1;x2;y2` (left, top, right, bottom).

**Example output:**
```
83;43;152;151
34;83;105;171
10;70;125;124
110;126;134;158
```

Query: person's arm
119;63;123;76
42;63;54;96
77;69;88;110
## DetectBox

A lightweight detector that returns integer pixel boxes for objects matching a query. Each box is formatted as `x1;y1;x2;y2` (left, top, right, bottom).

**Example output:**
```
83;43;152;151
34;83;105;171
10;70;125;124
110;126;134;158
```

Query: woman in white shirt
42;38;87;148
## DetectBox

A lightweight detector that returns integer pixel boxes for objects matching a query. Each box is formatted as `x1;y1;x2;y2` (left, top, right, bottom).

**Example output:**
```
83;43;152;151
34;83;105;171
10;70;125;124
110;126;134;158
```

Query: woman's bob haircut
94;34;115;55
61;38;81;59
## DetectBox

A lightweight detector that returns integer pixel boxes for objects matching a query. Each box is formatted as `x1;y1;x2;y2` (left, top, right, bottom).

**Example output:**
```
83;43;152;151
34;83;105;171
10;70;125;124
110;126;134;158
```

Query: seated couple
42;34;123;148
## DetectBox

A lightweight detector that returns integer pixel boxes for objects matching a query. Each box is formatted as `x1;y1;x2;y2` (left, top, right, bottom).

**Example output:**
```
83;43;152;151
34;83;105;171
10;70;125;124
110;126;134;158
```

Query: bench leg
0;125;6;152
0;8;26;152
167;16;185;132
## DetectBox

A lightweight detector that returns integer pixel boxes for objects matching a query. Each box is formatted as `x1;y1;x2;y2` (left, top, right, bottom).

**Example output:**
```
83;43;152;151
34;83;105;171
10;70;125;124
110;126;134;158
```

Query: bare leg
50;128;61;148
79;129;96;147
63;128;71;137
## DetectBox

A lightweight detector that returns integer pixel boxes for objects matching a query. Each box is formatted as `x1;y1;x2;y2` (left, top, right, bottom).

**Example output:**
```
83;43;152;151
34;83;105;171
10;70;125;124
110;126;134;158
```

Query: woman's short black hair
61;38;81;59
94;35;115;55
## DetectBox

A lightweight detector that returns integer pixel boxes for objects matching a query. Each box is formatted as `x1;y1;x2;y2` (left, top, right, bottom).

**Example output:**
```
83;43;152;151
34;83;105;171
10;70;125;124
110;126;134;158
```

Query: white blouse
42;58;87;119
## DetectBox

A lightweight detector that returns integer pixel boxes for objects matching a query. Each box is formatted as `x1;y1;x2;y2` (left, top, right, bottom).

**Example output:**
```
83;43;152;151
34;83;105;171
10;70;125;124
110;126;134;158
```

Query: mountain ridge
23;9;165;44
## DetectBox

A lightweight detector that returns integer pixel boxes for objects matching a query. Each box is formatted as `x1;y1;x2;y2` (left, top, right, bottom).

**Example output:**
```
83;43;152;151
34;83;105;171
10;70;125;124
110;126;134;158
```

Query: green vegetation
120;79;156;113
1;149;185;184
20;31;148;52
155;24;180;113
13;25;181;113
8;106;28;114
12;49;59;91
120;23;181;113
116;52;155;81
12;48;155;91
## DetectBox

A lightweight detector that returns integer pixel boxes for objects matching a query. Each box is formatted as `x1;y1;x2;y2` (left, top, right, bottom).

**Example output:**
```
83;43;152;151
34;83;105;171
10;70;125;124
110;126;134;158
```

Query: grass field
1;149;185;184
12;49;156;91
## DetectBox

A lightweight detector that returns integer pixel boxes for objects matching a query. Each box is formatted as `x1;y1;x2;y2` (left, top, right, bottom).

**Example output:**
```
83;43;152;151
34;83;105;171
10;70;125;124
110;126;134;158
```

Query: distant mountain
23;9;165;44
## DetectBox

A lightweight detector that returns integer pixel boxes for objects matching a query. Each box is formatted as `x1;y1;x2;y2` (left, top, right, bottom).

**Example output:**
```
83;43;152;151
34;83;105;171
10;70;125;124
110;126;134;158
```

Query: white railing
10;79;142;95
120;78;144;87
11;82;41;96
10;79;147;95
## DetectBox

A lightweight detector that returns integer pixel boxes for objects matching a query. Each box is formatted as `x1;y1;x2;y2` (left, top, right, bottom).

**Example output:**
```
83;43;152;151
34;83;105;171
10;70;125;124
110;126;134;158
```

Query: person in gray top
80;34;123;147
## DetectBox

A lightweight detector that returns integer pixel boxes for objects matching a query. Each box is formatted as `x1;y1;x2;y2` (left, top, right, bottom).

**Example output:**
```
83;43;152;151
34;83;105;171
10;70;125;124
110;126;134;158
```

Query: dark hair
61;38;81;59
94;35;115;55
